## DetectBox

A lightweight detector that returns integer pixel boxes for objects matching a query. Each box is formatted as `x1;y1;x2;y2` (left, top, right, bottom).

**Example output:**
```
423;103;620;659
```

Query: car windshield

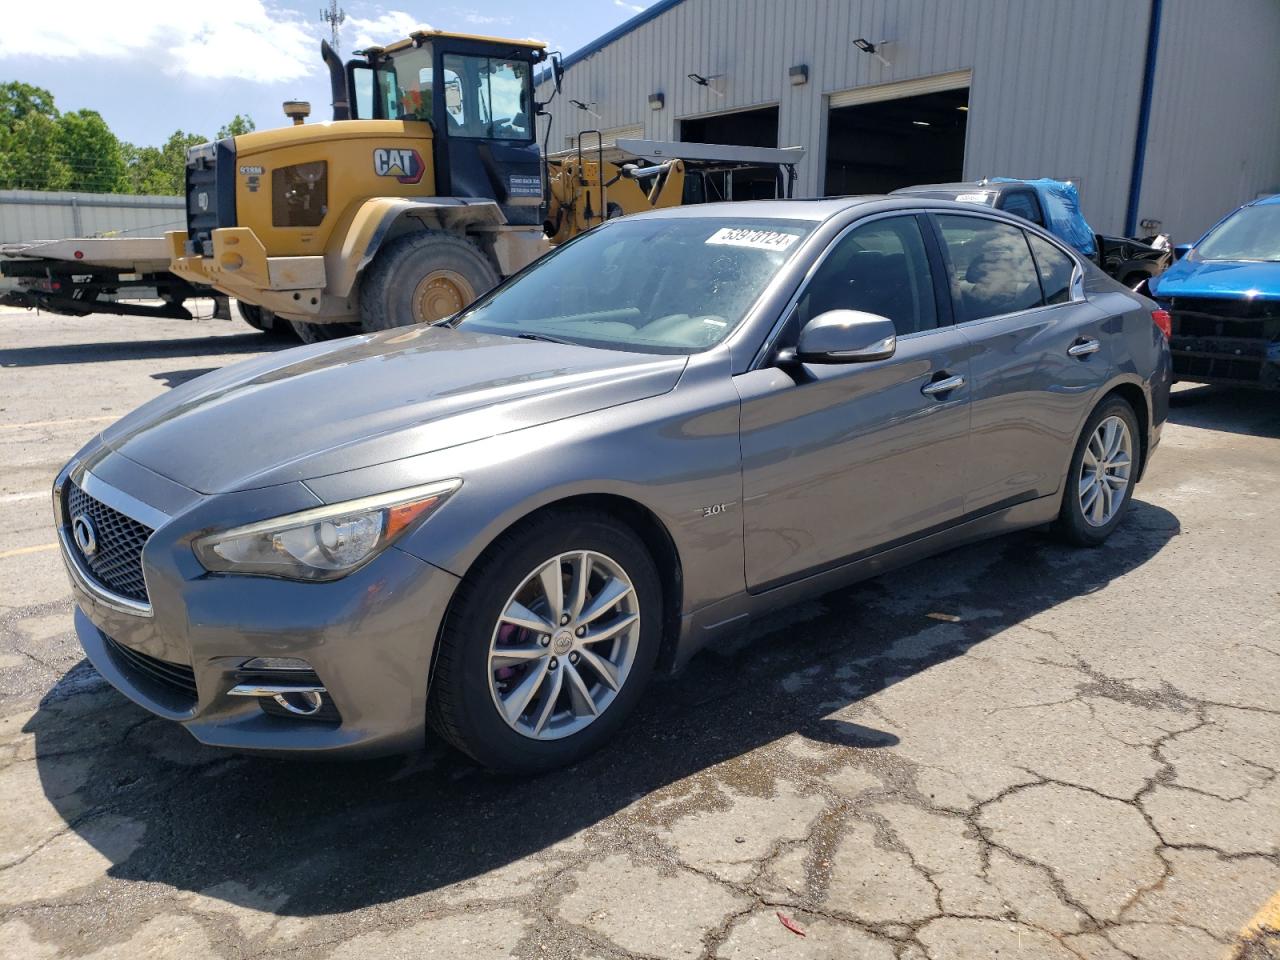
453;217;815;353
1196;203;1280;261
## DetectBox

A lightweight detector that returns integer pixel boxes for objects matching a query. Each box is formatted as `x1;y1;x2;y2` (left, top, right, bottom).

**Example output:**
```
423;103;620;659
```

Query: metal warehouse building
537;0;1280;242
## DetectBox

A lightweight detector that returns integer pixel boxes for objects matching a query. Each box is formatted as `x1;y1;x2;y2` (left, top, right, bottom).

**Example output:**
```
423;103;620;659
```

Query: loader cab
347;31;546;225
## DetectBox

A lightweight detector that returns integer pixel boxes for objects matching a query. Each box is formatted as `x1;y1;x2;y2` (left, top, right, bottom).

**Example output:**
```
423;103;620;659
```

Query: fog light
273;689;324;715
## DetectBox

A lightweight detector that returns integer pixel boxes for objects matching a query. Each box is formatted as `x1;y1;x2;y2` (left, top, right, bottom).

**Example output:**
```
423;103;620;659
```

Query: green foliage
0;83;256;196
217;114;256;139
121;130;206;195
57;109;127;193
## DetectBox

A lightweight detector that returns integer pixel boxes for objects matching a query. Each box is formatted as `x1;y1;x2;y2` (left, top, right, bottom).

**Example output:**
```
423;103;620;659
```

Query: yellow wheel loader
165;30;805;340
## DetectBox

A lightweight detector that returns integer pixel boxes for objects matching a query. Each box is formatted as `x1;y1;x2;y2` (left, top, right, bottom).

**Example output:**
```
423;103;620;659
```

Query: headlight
193;480;460;581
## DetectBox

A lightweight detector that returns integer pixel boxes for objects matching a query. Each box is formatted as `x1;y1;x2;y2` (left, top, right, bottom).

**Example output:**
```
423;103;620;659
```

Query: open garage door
825;71;970;196
680;105;780;201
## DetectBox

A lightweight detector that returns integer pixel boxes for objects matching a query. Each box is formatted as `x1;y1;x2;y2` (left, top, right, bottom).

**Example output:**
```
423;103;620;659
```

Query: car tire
1054;395;1141;547
428;508;662;774
359;231;499;334
288;320;362;344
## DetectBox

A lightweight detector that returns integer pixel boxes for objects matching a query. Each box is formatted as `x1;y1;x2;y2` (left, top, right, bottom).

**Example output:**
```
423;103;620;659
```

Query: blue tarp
990;177;1098;258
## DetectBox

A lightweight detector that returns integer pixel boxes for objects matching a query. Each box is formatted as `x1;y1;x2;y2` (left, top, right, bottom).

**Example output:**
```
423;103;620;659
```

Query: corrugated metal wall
1139;0;1280;239
540;0;1278;239
0;191;185;244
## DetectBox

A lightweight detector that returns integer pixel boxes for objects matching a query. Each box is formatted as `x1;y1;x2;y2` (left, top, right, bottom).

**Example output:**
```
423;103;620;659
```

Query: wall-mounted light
569;98;602;120
789;64;809;86
648;92;665;110
852;37;892;67
687;72;725;97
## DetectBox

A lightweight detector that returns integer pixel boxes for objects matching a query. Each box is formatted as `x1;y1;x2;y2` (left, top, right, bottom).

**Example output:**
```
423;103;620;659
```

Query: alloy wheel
487;550;640;740
1079;415;1133;527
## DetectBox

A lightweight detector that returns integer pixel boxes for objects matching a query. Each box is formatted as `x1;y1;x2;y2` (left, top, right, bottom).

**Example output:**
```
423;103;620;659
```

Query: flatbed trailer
0;237;227;320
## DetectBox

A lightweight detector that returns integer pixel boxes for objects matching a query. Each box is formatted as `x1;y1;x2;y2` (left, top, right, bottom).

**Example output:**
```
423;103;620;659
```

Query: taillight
1151;309;1171;339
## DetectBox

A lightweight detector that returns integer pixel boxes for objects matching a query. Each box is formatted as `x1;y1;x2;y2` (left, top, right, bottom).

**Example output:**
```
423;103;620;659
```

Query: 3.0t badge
373;148;425;185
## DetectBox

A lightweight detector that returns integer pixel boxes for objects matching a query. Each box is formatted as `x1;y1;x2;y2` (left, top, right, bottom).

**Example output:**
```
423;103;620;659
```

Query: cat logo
373;148;425;185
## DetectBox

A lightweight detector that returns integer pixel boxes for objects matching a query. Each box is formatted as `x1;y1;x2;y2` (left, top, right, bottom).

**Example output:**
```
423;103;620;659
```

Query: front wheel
1054;396;1140;546
359;231;499;333
428;510;662;773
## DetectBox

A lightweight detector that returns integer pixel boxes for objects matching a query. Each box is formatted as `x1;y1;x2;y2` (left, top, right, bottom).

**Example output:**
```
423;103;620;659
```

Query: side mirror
552;55;564;94
1172;243;1192;261
778;310;897;366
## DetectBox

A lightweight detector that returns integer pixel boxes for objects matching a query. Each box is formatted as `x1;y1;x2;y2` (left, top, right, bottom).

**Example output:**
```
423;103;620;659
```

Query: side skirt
670;494;1060;671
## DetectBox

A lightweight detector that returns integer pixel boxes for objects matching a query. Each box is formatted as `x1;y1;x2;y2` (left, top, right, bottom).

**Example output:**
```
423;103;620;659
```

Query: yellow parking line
0;543;58;559
0;415;116;432
1226;887;1280;958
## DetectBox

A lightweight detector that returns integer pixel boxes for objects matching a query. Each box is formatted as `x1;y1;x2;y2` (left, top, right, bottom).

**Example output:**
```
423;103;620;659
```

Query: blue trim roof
557;0;688;74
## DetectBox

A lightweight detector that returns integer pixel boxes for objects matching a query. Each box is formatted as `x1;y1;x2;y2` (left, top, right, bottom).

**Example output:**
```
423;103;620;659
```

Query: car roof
892;181;1004;195
623;196;887;222
622;194;1051;225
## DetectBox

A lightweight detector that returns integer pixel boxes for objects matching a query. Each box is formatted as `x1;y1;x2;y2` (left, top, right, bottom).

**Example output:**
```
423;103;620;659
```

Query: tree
0;114;71;190
122;130;206;195
0;81;58;128
217;114;256;139
57;109;126;193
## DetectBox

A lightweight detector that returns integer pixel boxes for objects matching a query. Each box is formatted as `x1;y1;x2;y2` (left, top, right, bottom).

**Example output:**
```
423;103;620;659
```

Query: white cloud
345;11;431;51
614;0;645;12
0;0;321;84
462;13;513;26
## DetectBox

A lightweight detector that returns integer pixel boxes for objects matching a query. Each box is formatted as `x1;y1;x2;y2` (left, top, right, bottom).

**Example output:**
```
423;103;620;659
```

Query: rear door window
936;215;1044;323
1027;233;1077;305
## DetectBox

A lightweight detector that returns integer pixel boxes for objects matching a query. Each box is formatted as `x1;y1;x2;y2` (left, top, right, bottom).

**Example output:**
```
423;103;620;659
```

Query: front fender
325;197;508;298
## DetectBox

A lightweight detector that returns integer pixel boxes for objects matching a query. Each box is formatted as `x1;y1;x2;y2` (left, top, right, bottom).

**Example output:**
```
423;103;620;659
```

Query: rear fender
325;197;508;298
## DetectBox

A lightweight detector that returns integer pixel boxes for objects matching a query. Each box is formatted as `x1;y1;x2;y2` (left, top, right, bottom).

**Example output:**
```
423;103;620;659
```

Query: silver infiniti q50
54;198;1172;772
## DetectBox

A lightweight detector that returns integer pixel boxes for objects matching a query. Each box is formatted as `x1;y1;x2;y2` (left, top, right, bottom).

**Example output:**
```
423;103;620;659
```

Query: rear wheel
359;231;499;333
428;509;662;773
288;320;361;344
1054;396;1140;546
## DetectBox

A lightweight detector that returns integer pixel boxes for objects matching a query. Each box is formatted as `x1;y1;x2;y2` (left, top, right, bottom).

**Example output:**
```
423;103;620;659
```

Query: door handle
921;374;965;397
1068;338;1101;357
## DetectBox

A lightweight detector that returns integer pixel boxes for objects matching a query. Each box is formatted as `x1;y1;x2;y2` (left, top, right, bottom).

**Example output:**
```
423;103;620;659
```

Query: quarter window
797;216;938;336
1000;191;1045;226
937;215;1043;323
1027;233;1076;304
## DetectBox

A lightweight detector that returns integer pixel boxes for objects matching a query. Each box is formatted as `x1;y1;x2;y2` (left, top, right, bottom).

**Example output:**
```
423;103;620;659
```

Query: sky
0;0;658;147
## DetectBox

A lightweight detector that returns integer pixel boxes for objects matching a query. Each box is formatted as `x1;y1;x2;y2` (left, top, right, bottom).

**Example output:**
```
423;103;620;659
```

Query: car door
931;213;1111;513
734;213;976;591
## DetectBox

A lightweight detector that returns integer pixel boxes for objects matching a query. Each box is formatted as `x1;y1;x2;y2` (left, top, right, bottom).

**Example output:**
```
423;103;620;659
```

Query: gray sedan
54;198;1172;772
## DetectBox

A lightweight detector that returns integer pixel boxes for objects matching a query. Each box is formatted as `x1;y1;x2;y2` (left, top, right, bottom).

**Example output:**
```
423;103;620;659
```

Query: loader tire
359;231;499;333
288;320;361;344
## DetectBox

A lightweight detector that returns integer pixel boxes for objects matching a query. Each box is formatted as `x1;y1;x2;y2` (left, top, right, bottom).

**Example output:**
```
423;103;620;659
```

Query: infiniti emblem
72;514;98;557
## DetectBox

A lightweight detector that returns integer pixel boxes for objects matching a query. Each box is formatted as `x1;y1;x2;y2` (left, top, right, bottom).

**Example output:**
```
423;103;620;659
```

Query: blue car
1149;195;1280;389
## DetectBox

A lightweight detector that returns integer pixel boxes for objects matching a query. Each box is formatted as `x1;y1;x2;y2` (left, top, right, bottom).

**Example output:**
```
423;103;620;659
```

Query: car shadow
0;332;290;368
150;368;220;389
1168;383;1280;439
26;500;1179;917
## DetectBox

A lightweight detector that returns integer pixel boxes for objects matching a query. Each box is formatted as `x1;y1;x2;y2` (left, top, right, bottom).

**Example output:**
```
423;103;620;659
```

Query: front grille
1169;296;1280;387
65;482;153;603
104;634;197;699
185;138;236;255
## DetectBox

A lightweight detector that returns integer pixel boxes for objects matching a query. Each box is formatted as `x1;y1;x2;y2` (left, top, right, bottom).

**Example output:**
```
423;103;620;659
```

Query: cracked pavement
1;311;1278;959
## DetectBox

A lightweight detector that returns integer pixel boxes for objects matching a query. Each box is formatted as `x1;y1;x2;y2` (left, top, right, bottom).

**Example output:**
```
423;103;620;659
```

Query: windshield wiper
515;332;575;345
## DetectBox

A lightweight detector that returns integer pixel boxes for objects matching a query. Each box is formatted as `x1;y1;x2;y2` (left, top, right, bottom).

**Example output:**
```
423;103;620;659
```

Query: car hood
1151;257;1280;300
101;326;687;494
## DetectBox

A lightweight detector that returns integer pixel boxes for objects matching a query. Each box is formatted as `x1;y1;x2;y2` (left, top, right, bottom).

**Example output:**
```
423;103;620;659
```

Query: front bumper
58;453;460;758
165;229;332;322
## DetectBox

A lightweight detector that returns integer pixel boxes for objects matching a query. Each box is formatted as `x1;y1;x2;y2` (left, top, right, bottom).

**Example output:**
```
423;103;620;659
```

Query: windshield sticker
706;227;799;251
955;192;995;203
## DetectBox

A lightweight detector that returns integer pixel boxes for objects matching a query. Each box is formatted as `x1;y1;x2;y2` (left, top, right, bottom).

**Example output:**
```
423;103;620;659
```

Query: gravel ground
0;309;1277;960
